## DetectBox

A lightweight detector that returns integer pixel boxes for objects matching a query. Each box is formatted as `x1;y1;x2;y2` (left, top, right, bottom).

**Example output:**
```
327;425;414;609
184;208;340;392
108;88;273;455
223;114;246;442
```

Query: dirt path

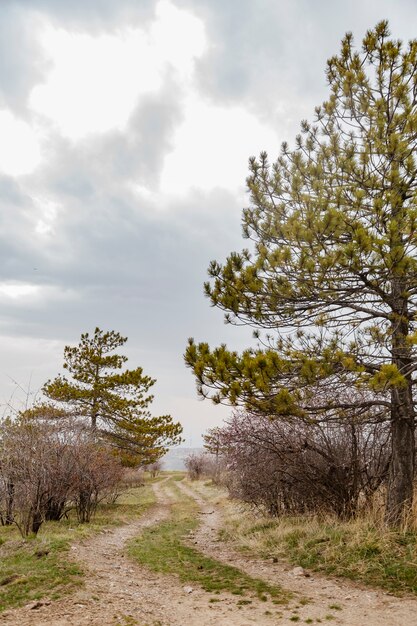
2;478;417;625
178;480;417;625
0;480;294;626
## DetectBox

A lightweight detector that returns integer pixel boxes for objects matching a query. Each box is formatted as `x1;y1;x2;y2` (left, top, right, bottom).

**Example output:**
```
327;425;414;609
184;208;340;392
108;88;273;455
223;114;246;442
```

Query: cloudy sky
0;0;415;445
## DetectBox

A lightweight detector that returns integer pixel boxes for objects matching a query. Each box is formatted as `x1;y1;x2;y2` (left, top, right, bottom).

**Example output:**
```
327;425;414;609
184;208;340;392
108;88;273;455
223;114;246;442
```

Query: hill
161;447;203;471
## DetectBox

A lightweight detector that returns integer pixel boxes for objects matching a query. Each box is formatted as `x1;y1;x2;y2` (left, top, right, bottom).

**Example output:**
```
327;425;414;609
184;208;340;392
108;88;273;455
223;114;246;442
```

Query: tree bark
5;479;14;525
385;280;415;525
386;402;415;525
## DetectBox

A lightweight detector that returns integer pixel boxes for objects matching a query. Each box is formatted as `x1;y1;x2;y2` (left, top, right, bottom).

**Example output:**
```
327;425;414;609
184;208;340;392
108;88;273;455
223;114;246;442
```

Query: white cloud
0;282;39;299
159;94;279;195
150;0;206;78
0;110;41;176
29;0;206;140
0;282;78;304
30;27;161;138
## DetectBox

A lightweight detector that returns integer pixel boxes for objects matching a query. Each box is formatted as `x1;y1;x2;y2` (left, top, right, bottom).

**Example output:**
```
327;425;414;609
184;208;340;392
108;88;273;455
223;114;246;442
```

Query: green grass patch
0;536;82;612
0;484;155;612
128;480;289;603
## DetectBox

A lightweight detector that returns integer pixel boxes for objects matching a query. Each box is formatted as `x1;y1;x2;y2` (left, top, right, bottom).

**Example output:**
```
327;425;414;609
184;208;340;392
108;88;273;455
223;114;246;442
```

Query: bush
121;467;145;489
216;411;390;519
0;415;123;534
185;453;209;480
147;460;162;478
71;441;123;523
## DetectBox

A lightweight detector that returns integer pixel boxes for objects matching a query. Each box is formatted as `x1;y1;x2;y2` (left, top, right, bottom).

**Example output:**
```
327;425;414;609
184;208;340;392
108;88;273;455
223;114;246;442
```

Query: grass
169;472;188;482
0;535;83;612
218;494;417;596
128;478;290;604
0;483;155;612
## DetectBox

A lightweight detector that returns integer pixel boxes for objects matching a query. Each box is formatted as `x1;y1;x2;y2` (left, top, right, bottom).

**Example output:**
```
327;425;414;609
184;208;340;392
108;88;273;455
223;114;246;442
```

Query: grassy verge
128;479;290;604
0;483;155;612
218;496;417;596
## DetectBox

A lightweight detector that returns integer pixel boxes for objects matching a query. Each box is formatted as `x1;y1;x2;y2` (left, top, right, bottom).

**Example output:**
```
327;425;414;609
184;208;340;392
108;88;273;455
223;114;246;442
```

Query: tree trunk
385;279;415;526
385;386;415;525
31;510;43;535
45;498;66;521
5;479;14;525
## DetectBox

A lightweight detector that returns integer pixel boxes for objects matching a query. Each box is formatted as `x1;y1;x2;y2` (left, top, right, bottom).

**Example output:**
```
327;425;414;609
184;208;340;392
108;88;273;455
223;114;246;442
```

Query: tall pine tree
186;22;417;525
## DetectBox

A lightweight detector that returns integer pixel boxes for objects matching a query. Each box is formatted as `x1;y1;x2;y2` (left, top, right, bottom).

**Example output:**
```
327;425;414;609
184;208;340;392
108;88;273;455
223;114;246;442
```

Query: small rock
292;566;306;577
25;601;44;610
272;557;279;563
344;595;352;600
183;586;194;594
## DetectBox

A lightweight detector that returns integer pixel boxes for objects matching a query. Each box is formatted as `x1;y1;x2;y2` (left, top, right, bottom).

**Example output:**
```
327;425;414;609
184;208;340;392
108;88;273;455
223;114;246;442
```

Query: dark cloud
0;5;50;114
10;79;185;295
178;0;417;129
0;73;244;341
7;0;155;30
0;179;249;419
0;175;43;281
41;78;184;200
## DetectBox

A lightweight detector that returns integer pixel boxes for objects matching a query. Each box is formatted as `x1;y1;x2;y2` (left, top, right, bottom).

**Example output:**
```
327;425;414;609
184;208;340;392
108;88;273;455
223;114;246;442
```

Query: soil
2;478;417;625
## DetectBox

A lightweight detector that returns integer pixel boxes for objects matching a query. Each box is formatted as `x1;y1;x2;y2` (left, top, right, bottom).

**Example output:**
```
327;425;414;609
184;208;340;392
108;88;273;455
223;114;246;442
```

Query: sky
0;0;416;445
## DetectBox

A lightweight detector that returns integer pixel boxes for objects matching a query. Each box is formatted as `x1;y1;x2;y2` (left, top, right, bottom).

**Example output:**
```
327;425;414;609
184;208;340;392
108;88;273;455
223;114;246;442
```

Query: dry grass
197;481;417;596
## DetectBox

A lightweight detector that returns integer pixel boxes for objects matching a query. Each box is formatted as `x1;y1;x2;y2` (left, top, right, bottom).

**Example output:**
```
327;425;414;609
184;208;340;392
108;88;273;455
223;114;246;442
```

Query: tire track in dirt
178;480;417;625
0;479;173;626
0;478;295;626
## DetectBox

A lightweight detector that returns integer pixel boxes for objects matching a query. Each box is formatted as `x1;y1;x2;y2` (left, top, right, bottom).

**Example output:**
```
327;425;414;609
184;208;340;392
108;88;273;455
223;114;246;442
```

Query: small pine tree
43;328;182;465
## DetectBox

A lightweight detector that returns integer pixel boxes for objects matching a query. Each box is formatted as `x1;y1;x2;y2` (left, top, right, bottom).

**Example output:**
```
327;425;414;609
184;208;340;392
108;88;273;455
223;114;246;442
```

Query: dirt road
2;478;417;625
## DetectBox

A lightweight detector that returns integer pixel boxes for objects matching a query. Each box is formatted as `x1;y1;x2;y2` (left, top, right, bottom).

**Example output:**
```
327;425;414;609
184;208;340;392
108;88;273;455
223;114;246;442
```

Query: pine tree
185;22;417;525
43;328;182;465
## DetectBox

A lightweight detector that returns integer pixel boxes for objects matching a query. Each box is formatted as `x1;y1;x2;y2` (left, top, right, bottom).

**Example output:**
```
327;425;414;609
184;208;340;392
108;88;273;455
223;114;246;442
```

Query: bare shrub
203;428;227;485
185;452;209;480
217;411;390;519
0;417;74;535
185;450;226;483
147;460;162;478
0;414;123;533
122;467;145;489
69;439;123;523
